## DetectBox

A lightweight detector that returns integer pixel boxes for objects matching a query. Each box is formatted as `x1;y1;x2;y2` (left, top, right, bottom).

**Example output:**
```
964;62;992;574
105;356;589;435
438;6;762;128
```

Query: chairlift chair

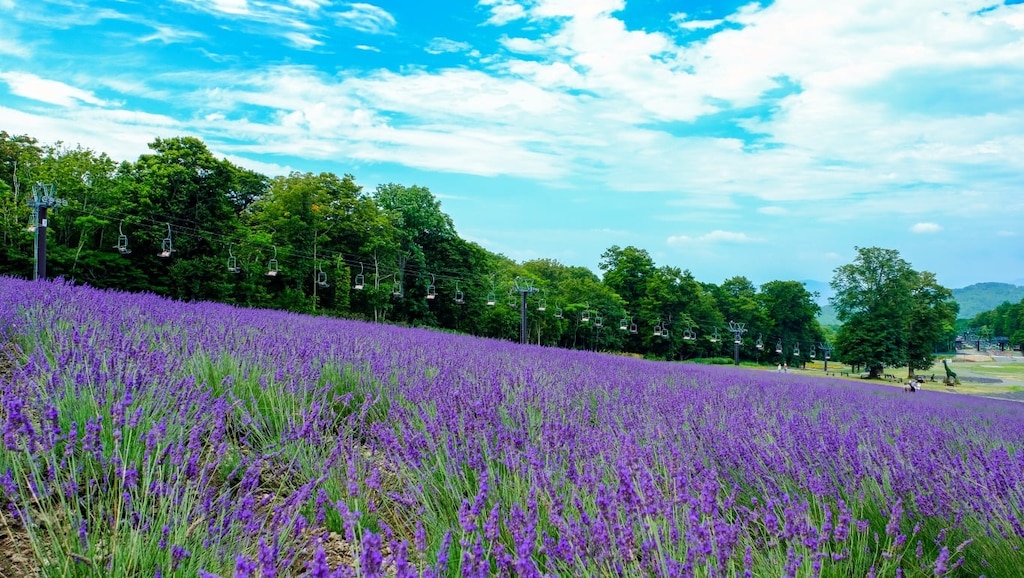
709;328;720;343
392;280;403;297
265;246;279;276
756;334;764;351
581;304;591;323
653;321;662;337
619;317;629;331
810;346;816;359
662;329;670;340
683;326;696;341
486;290;497;306
157;223;173;258
316;263;329;288
507;289;517;308
594;315;603;328
354;264;365;290
553;305;563;319
537;297;547;311
26;212;37;233
454;281;465;304
793;343;800;357
775;339;783;354
227;244;240;273
426;274;436;300
629;320;638;334
114;220;131;255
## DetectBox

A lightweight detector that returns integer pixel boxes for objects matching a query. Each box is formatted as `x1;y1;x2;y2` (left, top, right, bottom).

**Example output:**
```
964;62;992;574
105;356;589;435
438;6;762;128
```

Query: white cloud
667;230;763;245
354;44;380;52
478;0;527;26
140;25;205;44
670;13;724;30
334;3;396;34
995;230;1017;237
425;37;475;55
757;206;787;216
499;36;548;54
209;0;250;16
910;222;943;234
0;72;107;107
283;31;323;49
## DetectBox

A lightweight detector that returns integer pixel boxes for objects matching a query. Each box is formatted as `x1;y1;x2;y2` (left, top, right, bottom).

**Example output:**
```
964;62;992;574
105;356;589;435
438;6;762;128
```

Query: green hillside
816;282;1024;327
953;283;1024;319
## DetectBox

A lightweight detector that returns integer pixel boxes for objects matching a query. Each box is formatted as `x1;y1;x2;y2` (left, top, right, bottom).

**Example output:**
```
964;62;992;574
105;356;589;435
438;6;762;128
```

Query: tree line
962;298;1024;353
2;131;957;368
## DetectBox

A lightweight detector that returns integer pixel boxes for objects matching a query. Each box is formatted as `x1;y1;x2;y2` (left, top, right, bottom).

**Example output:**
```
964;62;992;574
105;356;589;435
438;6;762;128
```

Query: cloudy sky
2;0;1023;290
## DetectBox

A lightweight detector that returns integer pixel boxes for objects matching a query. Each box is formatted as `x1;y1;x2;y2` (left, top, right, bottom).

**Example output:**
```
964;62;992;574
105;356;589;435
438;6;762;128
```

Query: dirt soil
1;343;41;578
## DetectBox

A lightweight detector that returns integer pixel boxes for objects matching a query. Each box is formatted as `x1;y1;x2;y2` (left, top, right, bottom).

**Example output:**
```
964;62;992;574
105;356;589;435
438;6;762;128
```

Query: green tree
906;271;958;376
759;280;822;366
714;276;771;361
0;132;44;278
830;247;918;378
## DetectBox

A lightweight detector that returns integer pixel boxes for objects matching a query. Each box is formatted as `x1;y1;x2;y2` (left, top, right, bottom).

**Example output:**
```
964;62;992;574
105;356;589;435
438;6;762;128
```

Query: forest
2;131;828;362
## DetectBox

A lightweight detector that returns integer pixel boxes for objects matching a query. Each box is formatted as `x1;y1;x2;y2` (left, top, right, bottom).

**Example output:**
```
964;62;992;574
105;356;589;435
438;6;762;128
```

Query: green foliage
953;282;1024;320
0;130;860;360
831;247;957;378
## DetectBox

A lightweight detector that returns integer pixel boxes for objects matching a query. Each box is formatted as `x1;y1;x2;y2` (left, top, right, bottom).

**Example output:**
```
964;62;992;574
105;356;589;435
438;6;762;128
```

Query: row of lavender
1;277;1022;577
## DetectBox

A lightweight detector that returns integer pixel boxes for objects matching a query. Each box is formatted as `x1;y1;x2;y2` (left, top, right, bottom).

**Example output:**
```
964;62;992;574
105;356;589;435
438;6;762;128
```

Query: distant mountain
814;282;1024;326
952;282;1024;320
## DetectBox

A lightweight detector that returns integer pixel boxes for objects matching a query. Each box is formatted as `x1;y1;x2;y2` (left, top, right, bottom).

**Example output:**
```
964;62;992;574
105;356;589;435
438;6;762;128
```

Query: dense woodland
1;131;833;363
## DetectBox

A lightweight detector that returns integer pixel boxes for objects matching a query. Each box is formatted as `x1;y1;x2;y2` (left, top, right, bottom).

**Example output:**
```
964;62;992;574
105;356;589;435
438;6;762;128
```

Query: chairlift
653;321;662;337
756;334;764;351
157;223;173;258
629;320;638;334
227;244;240;273
114;220;131;255
775;339;783;354
709;328;721;343
426;274;436;300
619;317;629;331
683;326;696;341
265;246;278;276
594;315;603;328
662;328;670;340
581;303;591;323
507;289;517;308
537;294;547;312
454;281;465;304
553;305;563;319
26;211;37;233
809;345;816;359
793;343;800;357
392;280;403;297
354;263;365;290
316;263;329;288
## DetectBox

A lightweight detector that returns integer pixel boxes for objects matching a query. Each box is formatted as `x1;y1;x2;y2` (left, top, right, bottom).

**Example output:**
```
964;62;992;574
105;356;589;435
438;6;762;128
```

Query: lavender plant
1;277;1021;577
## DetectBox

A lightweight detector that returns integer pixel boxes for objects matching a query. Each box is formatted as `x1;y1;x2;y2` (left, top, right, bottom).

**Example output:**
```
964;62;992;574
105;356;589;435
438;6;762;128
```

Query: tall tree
759;280;822;366
830;247;918;378
906;271;958;377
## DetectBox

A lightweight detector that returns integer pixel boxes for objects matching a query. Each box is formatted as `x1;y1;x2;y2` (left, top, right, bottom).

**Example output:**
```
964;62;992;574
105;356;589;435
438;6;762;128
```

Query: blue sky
2;0;1023;291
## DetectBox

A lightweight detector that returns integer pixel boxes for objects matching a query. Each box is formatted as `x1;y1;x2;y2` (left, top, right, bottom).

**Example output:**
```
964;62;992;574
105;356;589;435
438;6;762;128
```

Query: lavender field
1;277;1022;577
